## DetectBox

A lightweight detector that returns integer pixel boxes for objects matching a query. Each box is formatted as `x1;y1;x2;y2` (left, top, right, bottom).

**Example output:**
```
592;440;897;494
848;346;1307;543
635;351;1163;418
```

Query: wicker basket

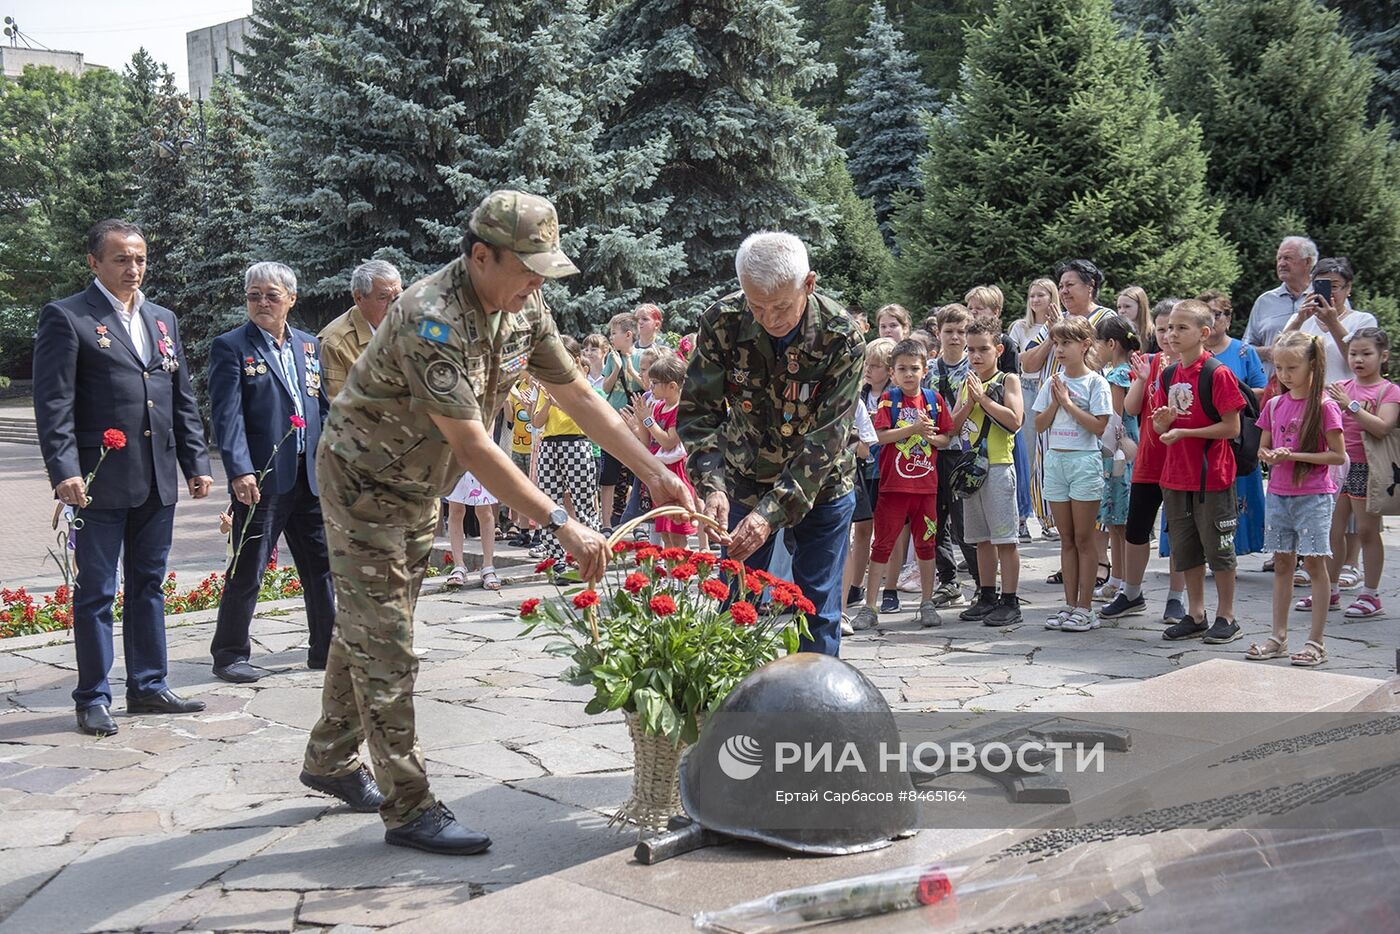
612;711;698;833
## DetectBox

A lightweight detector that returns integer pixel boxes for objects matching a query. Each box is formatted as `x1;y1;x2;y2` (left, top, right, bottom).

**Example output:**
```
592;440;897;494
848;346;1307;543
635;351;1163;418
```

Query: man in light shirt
1243;236;1317;377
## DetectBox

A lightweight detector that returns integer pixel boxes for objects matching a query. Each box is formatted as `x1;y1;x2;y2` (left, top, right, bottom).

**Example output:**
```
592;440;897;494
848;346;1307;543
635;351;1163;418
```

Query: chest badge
95;324;111;349
244;356;258;377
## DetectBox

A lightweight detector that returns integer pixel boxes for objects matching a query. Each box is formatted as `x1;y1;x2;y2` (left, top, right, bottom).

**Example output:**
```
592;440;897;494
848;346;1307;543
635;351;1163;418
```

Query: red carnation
660;547;690;563
624;572;649;593
535;558;557;573
691;553;716;569
671;563;697;581
730;602;759;626
701;579;729;601
519;598;541;618
634;547;661;565
572;589;600;610
101;429;127;450
289;414;307;429
611;542;630;554
649;594;677;616
796;596;816;615
746;575;765;595
719;559;743;576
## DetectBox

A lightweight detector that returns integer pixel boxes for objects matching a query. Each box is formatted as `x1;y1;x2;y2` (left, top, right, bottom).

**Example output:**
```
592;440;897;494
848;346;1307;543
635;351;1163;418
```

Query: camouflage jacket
321;255;577;501
679;290;862;529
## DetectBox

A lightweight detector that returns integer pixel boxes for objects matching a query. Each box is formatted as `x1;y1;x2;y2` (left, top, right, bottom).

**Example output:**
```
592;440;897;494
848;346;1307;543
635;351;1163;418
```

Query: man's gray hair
350;259;402;298
245;261;297;294
735;232;810;292
1279;236;1319;268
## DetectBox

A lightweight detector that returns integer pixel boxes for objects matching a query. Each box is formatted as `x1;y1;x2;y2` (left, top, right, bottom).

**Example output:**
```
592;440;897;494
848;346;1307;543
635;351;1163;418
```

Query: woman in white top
1282;256;1378;384
1011;277;1061;538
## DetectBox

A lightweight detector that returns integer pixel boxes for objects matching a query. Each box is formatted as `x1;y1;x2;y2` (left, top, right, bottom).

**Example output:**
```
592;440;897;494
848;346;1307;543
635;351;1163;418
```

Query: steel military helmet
679;653;918;855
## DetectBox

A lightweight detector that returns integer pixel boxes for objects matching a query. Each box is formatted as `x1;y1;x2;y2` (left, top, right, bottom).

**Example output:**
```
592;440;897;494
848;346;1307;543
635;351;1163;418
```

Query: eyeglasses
246;291;287;304
1213;310;1231;318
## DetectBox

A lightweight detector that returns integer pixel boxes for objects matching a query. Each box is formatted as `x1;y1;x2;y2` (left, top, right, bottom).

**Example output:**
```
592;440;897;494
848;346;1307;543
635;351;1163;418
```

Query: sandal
1344;593;1382;618
481;568;501;592
1096;562;1111;587
1245;635;1289;660
1337;565;1361;590
1293;593;1340;612
1046;570;1063;584
443;566;466;589
1290;640;1327;667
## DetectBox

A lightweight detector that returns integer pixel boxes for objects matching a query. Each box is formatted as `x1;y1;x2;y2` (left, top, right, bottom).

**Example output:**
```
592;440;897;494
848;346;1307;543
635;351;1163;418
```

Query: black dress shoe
126;689;206;715
300;766;385;813
306;655;327;671
385;802;492;855
76;705;118;737
212;660;265;684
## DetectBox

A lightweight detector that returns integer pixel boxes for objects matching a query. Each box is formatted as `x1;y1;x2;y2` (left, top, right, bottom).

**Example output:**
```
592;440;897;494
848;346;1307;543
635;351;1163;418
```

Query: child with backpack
1093;315;1141;605
1033;316;1112;632
1317;327;1399;619
849;338;954;631
1154;300;1249;645
1247;332;1347;666
843;337;895;618
951;318;1024;626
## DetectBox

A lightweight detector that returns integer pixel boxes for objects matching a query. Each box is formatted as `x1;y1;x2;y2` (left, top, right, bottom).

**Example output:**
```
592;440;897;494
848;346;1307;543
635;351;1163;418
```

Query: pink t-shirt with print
1257;393;1344;496
1337;378;1400;462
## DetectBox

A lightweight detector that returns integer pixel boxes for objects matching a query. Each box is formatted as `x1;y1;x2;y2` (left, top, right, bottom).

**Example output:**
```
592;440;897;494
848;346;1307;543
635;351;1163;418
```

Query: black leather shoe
306;655;327;671
126;689;206;715
76;705;118;737
385;803;492;855
212;660;265;684
300;766;385;813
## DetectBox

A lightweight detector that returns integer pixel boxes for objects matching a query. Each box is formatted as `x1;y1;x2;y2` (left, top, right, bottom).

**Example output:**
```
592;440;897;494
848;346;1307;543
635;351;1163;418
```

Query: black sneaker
1100;592;1147;619
983;602;1023;626
1163;615;1209;641
847;585;864;607
880;590;901;613
959;597;998;621
1202;616;1242;644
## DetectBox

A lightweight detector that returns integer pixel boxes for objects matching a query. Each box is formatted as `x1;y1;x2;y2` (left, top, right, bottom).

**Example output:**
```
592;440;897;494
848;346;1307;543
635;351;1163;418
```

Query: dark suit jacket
208;321;329;497
33;283;211;510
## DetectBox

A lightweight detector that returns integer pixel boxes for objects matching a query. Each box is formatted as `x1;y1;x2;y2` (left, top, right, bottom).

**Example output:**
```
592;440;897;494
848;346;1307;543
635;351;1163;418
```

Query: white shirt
1285;302;1378;384
853;395;878;445
1032;371;1113;451
93;278;150;365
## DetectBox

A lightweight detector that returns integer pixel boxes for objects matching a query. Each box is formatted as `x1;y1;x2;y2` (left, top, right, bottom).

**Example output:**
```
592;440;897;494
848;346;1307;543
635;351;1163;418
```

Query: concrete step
0;414;43;445
0;429;39;445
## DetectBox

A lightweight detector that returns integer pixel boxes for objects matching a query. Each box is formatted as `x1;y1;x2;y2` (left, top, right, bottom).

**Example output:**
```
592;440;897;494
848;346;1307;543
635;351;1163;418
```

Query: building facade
186;17;251;101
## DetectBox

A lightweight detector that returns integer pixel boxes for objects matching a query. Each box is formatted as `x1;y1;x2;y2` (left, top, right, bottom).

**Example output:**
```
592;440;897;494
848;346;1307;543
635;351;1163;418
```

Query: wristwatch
545;506;569;532
643;416;655;428
1348;400;1362;414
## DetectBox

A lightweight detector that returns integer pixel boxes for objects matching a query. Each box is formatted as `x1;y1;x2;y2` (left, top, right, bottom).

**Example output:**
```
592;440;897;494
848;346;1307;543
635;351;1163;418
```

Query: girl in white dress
445;469;500;590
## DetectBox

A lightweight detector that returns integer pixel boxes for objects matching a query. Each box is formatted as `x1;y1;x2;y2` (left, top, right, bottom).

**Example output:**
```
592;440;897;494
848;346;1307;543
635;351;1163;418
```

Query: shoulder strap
885;385;904;408
1197;357;1221;422
937;360;954;402
920;387;941;419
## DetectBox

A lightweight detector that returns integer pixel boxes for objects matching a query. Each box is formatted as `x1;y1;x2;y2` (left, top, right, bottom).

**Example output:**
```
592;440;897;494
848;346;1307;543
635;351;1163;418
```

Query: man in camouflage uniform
299;191;693;855
679;232;863;656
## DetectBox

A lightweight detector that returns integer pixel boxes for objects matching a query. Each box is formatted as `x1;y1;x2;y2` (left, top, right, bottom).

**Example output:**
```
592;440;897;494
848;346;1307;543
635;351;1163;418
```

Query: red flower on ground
670;563;697;581
649;594;677;616
572;590;600;610
730;602;759;626
701;579;729;601
101;429;127;450
796;596;816;615
519;598;541;618
535;558;557;573
289;414;307;429
623;572;649;594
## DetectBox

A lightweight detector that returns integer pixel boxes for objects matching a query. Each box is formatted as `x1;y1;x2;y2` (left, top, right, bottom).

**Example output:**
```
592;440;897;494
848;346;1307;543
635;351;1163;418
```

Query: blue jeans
726;491;856;657
71;487;175;708
1012;423;1032;521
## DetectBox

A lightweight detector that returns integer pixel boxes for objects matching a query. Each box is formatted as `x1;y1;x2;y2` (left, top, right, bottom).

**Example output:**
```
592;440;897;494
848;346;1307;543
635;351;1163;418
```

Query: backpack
946;374;1012;497
883;385;945;424
1159;356;1262;494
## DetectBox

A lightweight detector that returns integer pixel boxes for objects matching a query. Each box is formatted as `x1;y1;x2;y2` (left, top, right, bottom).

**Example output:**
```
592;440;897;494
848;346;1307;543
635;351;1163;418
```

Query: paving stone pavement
1;530;1397;932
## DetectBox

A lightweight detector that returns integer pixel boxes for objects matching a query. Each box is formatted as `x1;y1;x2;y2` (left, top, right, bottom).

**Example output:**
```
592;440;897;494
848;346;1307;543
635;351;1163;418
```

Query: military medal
244;356;257;376
780;424;794;437
786;348;800;375
304;343;322;395
95;324;111;349
740;400;753;413
155;320;178;372
256;363;268;375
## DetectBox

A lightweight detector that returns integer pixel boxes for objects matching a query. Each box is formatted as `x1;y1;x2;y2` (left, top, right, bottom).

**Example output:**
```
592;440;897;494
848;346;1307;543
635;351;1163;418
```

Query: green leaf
584;695;609;716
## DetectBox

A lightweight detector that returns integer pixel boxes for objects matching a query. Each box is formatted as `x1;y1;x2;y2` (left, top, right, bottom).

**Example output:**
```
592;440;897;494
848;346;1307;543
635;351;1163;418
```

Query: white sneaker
1044;605;1073;630
840;615;856;636
1060;608;1101;632
896;564;921;593
1093;581;1121;603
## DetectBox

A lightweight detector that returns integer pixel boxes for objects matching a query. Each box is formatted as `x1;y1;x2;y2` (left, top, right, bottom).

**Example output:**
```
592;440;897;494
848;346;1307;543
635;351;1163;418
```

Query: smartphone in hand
1312;278;1333;305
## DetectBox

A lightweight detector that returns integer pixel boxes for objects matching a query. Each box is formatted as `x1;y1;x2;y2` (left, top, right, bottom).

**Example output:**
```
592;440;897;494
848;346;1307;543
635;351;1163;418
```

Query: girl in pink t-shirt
1249;333;1346;667
628;353;696;546
1323;327;1400;619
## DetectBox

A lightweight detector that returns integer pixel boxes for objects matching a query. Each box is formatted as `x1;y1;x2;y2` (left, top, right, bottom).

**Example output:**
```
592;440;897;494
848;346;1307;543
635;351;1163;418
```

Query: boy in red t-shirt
1152;299;1246;644
849;339;953;631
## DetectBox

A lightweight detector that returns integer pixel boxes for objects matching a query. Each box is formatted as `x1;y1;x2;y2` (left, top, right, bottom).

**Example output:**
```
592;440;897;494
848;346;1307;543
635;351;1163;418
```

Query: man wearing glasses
205;262;336;683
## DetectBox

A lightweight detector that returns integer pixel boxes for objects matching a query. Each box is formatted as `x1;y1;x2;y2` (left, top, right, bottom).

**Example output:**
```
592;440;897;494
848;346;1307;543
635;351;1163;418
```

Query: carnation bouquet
519;508;813;747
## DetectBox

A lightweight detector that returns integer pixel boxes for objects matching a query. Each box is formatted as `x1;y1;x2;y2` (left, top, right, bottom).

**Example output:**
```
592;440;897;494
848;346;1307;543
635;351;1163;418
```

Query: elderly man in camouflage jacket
679;232;863;656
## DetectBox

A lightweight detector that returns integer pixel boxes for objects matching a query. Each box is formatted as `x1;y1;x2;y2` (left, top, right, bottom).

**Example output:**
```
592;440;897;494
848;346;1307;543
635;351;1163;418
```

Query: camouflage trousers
303;447;438;828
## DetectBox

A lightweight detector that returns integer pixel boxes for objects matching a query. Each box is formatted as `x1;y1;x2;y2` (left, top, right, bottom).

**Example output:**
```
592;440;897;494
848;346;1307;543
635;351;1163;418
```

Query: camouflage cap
468;190;579;279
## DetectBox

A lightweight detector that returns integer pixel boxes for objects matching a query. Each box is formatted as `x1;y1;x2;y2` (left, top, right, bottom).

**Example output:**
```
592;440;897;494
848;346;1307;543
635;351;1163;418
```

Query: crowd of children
438;265;1396;670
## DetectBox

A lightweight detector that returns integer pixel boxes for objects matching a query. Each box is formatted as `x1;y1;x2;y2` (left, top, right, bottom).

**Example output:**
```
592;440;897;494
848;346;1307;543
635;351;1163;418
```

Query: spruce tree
437;0;685;335
1162;0;1400;316
129;68;199;310
1325;0;1399;134
804;154;894;316
240;0;529;326
894;0;1239;310
838;2;938;241
598;0;841;322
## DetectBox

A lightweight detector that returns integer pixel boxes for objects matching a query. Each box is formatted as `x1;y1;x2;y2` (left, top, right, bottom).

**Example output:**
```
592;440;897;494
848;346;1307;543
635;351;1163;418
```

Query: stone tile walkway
1;532;1396;931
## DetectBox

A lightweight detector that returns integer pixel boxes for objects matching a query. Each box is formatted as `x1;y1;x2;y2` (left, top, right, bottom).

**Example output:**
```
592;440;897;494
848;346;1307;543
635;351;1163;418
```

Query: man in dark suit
206;261;335;683
33;219;214;737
